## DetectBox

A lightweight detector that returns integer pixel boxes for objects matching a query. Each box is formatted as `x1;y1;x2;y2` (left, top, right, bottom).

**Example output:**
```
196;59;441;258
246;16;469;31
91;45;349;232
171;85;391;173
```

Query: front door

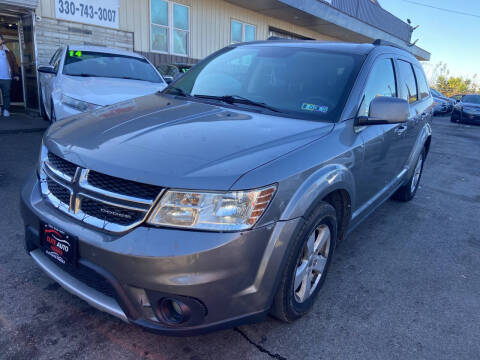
355;56;407;209
19;11;39;113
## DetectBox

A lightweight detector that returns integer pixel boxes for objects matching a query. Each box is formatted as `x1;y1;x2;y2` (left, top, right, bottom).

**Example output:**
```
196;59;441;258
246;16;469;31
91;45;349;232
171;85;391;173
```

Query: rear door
413;64;434;134
395;59;430;163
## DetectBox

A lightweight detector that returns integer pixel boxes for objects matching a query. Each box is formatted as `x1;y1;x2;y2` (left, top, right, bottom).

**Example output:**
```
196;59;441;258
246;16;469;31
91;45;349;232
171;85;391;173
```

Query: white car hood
60;75;167;106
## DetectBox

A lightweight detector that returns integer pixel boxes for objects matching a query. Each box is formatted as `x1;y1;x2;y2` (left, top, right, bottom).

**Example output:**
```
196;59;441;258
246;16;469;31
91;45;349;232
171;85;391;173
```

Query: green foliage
429;62;479;97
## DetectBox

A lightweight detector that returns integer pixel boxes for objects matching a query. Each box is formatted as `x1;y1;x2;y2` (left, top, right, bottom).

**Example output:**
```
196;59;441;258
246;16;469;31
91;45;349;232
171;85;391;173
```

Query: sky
378;0;479;80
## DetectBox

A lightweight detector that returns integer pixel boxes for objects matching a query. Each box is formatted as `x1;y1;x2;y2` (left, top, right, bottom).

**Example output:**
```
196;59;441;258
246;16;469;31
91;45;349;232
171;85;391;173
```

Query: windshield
430;89;443;97
462;95;480;104
63;50;164;83
165;45;364;120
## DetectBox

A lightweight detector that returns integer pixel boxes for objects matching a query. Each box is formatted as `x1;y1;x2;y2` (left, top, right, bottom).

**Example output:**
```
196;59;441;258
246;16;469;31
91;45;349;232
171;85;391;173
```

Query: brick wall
35;17;134;65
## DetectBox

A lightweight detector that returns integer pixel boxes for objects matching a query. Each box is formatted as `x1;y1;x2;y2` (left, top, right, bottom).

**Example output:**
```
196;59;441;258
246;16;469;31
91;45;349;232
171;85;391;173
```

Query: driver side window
358;58;397;117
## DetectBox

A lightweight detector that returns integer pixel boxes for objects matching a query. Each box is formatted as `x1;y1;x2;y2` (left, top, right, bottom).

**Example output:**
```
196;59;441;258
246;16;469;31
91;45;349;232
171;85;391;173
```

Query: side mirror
357;96;409;126
38;65;56;75
163;75;173;84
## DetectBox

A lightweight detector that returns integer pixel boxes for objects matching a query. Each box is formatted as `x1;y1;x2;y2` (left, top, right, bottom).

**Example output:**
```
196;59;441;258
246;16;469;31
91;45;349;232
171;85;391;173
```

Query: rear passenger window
358;58;397;117
414;66;430;100
397;60;418;103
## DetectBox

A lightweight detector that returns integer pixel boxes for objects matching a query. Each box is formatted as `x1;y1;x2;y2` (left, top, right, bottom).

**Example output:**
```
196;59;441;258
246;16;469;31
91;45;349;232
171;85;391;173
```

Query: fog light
159;298;190;324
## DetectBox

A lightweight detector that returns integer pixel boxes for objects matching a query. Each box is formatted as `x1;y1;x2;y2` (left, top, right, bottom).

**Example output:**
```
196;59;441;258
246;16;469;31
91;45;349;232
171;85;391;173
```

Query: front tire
271;202;337;322
392;149;425;202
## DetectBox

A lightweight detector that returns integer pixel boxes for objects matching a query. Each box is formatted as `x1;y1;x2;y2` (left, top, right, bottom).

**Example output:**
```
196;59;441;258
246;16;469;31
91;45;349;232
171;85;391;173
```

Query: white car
38;45;167;121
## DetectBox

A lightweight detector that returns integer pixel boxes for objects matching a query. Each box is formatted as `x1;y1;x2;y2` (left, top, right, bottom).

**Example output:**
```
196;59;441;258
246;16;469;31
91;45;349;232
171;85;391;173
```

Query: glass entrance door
19;11;39;113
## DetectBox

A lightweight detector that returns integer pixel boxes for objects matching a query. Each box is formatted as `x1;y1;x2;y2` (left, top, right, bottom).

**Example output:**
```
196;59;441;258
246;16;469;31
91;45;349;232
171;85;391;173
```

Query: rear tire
271;202;337;322
392;149;425;202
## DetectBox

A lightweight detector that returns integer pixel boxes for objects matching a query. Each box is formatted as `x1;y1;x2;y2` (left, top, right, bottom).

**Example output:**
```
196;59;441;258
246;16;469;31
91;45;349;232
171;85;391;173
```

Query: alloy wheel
294;224;331;303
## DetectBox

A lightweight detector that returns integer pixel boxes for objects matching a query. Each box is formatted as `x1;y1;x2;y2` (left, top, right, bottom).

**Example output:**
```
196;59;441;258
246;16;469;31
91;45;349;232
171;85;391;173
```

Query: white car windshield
63;50;164;83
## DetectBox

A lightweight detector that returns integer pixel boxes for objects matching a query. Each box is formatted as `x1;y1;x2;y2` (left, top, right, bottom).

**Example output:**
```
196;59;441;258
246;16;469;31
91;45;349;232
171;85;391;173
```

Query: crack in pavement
234;328;287;360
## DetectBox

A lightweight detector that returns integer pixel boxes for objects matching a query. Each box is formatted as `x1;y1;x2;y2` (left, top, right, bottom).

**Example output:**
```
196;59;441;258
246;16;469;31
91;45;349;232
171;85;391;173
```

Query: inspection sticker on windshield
301;103;328;113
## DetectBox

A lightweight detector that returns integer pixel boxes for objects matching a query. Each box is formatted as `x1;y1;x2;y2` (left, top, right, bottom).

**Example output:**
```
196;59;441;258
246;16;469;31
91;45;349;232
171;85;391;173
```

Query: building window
151;0;190;56
231;20;256;43
268;27;312;40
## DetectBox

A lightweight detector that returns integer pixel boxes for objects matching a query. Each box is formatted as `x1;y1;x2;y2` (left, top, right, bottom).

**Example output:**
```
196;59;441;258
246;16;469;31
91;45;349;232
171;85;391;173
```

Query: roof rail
267;36;285;41
372;39;405;50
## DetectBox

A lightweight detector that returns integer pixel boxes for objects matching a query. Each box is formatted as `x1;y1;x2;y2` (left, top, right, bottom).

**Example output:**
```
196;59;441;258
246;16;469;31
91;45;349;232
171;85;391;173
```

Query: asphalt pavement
0;116;479;360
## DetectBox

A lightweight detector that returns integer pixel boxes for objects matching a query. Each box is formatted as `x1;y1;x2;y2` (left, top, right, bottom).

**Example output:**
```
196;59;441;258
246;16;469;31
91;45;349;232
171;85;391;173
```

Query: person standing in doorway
0;34;20;117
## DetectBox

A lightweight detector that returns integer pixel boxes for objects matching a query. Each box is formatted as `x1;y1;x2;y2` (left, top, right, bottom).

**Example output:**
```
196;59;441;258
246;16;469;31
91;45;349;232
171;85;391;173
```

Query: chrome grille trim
44;160;75;182
40;152;163;233
80;170;155;206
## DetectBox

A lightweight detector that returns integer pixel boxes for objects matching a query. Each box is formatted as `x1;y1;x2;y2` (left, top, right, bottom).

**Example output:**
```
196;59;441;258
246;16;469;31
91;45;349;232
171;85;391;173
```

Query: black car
451;94;480;125
450;94;465;103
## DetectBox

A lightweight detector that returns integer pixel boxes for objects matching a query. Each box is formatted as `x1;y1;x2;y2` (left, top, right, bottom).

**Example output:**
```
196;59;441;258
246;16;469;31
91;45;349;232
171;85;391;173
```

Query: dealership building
0;0;430;114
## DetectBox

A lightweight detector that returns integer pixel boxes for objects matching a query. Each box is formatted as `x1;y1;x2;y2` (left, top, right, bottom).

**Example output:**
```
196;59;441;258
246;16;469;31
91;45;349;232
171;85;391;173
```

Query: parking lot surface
0;116;479;360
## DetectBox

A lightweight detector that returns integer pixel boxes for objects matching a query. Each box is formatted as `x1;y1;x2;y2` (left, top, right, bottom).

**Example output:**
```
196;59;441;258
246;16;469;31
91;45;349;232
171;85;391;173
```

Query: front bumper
21;171;301;335
460;110;480;124
452;108;480;124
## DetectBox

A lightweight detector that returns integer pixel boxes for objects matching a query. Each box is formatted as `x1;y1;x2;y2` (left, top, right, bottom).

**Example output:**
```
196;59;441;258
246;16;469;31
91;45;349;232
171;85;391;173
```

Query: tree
425;62;479;97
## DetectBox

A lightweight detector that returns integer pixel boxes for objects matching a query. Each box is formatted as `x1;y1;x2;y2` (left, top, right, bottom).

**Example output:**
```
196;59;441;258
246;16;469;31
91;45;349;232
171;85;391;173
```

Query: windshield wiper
193;94;282;113
117;76;147;81
67;73;98;77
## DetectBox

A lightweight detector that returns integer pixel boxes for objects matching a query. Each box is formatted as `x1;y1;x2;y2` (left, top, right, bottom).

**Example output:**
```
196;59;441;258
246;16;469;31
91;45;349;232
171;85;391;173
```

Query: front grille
41;151;160;232
81;197;145;226
47;178;71;204
87;171;162;200
47;152;77;178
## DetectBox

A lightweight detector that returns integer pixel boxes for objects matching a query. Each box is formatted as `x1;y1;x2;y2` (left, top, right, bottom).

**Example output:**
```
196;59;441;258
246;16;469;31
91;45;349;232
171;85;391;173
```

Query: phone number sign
55;0;119;29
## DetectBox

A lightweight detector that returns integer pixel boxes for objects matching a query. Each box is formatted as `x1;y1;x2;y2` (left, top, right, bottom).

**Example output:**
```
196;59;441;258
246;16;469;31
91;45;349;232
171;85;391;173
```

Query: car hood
461;102;480;108
60;75;167;106
46;94;334;190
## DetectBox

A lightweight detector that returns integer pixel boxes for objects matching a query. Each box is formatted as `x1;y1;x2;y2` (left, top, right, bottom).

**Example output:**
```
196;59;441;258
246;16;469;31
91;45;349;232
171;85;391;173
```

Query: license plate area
40;223;78;268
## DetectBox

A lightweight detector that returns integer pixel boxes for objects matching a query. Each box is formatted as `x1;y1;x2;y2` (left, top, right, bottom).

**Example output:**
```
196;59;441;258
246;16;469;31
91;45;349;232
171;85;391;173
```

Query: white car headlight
147;186;276;231
38;138;48;175
61;94;100;112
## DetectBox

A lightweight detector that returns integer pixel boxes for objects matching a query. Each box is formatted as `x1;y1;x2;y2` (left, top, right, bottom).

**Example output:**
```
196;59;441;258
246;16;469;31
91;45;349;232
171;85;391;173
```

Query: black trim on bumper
131;310;269;337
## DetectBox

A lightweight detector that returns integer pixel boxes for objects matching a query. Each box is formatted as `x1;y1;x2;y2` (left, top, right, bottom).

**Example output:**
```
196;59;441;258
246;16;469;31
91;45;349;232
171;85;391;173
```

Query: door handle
394;125;408;135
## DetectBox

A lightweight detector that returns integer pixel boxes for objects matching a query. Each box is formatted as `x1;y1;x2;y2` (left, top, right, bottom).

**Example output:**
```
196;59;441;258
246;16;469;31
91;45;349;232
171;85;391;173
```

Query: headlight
147;186;277;231
38;138;48;175
61;94;100;112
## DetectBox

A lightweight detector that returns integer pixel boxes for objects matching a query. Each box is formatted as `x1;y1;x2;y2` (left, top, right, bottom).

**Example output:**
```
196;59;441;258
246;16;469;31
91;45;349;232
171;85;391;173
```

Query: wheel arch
280;164;355;242
322;189;352;243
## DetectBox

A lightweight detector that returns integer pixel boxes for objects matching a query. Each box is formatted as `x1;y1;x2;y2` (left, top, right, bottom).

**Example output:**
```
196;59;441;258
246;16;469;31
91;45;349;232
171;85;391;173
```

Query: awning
0;0;39;10
225;0;430;60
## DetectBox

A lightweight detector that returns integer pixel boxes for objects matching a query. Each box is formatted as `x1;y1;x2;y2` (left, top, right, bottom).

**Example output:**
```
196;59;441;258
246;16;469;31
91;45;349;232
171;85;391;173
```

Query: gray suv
21;40;433;335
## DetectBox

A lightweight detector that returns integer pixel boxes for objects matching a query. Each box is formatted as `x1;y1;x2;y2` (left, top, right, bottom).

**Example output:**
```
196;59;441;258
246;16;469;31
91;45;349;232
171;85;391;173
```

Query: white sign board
55;0;119;29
